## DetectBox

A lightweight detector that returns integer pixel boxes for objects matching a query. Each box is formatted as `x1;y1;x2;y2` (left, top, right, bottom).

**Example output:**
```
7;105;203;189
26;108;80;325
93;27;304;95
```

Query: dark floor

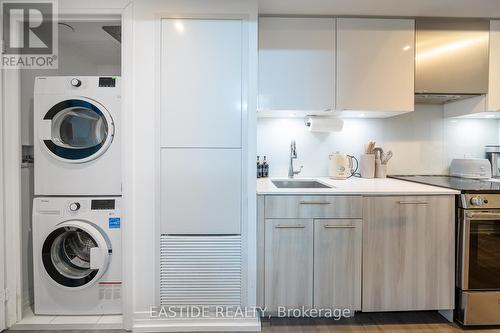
261;311;500;332
7;312;500;333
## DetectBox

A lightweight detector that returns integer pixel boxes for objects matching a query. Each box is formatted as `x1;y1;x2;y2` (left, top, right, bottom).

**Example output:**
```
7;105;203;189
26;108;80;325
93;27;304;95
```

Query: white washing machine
33;197;122;315
34;76;121;196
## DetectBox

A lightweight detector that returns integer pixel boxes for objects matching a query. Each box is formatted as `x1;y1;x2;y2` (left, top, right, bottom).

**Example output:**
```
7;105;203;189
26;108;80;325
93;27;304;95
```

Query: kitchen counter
257;177;460;195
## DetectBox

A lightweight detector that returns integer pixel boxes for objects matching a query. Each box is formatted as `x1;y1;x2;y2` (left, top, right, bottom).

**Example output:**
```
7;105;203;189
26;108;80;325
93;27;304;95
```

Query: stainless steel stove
455;193;500;325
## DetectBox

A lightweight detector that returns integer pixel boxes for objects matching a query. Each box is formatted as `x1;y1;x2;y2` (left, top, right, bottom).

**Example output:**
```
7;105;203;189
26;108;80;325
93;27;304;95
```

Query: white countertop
257;177;460;195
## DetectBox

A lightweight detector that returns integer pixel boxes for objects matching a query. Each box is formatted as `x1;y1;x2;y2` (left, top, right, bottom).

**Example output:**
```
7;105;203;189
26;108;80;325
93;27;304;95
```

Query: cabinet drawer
265;196;362;219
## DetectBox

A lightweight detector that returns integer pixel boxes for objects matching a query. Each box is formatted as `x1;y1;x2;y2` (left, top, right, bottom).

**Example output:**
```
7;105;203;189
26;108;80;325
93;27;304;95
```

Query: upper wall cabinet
489;20;500;112
258;17;336;112
336;18;415;113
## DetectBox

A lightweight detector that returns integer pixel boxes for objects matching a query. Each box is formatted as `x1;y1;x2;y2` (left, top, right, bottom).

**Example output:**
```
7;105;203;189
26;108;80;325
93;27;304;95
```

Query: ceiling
58;21;121;66
258;0;500;18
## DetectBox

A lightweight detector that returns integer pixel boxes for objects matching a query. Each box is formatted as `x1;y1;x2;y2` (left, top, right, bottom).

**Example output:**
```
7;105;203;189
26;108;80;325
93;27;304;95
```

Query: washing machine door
41;220;112;289
39;98;115;163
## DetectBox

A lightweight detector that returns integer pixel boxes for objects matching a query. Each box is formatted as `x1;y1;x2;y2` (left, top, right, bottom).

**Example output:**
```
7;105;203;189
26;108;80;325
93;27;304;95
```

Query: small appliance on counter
486;145;500;178
328;152;357;179
450;158;491;179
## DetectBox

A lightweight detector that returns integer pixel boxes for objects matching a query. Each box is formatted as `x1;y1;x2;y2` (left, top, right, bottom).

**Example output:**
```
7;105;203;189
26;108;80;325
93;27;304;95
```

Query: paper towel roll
306;117;344;132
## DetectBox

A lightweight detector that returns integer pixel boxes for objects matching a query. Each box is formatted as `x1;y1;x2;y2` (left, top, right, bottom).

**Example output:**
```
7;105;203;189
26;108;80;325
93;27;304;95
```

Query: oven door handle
465;211;500;220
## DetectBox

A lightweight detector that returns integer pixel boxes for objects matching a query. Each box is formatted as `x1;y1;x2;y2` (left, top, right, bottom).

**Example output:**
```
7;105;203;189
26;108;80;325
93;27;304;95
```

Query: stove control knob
69;202;81;211
70;78;82;87
470;197;484;206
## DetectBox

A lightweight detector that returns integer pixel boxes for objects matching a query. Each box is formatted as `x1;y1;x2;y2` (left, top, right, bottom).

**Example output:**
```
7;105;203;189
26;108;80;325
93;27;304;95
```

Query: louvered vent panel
160;235;242;306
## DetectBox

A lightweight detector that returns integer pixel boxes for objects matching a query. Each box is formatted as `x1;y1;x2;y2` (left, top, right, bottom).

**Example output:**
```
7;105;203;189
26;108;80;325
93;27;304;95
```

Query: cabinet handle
275;224;305;229
398;201;428;205
299;201;331;205
324;225;356;229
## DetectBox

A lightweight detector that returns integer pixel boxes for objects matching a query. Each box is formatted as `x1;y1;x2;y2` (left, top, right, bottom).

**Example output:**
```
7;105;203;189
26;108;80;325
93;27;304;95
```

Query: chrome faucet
288;140;303;178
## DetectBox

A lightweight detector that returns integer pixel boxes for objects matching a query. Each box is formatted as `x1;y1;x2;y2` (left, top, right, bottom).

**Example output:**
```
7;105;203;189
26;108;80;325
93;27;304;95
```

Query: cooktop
390;175;500;193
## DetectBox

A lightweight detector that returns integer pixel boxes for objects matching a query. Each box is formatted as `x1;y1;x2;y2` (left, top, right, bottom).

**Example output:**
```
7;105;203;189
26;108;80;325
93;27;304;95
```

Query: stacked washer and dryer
32;76;122;315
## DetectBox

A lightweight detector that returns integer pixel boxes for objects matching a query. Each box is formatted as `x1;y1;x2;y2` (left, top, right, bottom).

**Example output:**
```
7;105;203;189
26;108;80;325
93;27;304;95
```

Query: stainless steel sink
271;180;332;189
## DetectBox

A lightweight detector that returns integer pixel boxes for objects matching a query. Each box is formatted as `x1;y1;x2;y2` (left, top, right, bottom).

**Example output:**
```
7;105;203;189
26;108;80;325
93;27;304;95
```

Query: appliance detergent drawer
264;195;362;219
160;149;241;235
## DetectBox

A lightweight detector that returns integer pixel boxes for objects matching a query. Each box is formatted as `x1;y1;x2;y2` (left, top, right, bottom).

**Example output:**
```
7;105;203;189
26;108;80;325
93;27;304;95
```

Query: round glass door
42;99;114;163
42;222;110;288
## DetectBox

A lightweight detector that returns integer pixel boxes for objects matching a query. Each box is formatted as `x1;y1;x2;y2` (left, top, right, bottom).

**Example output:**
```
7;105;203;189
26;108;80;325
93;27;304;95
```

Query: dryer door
41;220;111;289
39;98;115;163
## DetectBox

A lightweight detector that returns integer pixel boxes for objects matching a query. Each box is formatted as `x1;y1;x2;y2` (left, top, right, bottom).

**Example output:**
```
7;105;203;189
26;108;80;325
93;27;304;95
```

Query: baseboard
133;315;261;332
438;309;454;323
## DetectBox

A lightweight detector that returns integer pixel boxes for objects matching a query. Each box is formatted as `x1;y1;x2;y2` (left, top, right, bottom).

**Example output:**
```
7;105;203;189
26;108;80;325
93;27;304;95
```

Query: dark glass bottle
262;156;269;178
257;156;262;178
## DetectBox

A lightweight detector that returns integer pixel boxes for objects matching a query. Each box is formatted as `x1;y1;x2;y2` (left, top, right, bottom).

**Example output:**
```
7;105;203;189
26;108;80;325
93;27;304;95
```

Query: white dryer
33;197;122;315
34;76;121;196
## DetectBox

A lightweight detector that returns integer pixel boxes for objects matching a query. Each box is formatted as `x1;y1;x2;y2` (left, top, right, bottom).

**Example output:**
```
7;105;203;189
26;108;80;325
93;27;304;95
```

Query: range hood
415;19;490;104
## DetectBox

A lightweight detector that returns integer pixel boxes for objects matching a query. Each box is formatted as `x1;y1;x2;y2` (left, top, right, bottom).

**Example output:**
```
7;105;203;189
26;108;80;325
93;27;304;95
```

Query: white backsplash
257;104;500;177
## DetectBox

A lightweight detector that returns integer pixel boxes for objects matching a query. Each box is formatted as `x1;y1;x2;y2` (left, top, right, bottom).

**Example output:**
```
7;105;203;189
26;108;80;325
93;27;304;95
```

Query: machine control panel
69;202;81;211
91;199;116;210
460;194;498;209
470;196;482;206
70;78;82;87
65;200;88;215
98;77;116;87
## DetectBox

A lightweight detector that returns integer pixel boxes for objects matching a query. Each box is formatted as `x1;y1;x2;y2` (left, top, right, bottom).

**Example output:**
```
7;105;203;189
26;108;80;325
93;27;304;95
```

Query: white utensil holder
359;154;375;179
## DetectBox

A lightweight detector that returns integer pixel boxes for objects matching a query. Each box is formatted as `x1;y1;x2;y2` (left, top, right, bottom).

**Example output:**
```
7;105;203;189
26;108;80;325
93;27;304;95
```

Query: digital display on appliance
98;77;116;87
91;199;115;210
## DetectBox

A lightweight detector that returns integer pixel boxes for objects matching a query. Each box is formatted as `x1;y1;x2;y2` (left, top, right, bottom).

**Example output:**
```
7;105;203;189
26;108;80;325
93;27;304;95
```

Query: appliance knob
470;197;484;206
70;78;82;87
69;202;81;211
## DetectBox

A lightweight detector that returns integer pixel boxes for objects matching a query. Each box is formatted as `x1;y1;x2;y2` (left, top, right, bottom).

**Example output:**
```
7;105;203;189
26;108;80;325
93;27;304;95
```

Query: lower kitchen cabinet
264;219;313;311
362;196;455;312
314;219;362;310
258;194;455;316
263;217;362;313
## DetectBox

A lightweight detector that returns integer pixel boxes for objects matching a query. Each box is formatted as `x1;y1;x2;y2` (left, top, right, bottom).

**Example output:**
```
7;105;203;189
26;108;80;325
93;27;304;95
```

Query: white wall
20;166;33;315
257;104;499;177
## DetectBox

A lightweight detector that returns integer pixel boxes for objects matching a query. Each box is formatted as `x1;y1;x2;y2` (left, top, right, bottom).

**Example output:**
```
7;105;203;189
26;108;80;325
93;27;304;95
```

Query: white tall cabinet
258;17;336;111
160;18;244;235
158;17;246;310
336;18;415;113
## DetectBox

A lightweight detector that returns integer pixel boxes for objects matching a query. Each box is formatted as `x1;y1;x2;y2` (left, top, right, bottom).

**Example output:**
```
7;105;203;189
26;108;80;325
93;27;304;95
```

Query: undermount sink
271;180;332;189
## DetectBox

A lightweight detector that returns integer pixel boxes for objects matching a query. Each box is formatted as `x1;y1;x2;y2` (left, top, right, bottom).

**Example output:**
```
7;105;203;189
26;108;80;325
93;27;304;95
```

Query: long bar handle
275;224;305;229
324;225;356;229
398;201;428;205
299;201;331;205
466;212;500;220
